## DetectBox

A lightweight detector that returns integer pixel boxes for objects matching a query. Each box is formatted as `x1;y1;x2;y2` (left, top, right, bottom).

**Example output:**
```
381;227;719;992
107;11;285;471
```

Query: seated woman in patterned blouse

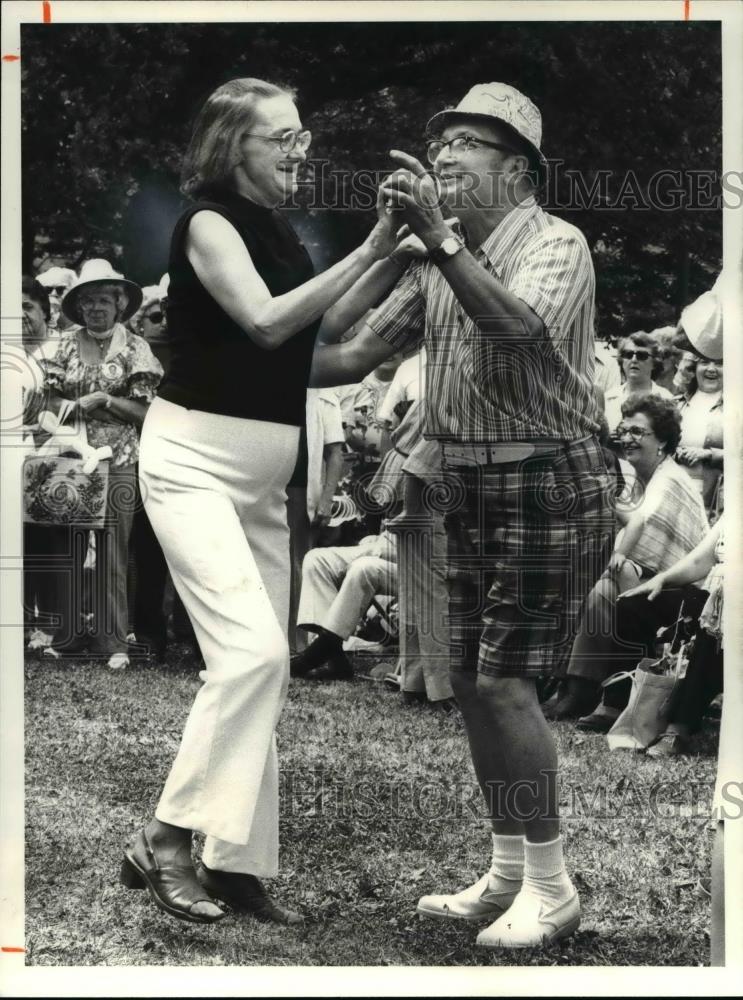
42;259;163;669
548;394;708;725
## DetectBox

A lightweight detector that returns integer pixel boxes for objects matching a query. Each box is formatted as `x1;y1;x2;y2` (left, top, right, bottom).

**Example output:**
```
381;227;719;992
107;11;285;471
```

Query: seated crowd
21;260;725;756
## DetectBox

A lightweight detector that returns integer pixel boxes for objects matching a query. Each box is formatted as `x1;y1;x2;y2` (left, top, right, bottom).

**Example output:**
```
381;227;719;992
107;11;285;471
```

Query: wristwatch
429;231;466;267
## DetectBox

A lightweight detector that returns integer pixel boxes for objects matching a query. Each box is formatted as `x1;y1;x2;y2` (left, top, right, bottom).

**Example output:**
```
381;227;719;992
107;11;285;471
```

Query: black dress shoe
120;830;226;925
305;652;354;681
197;863;303;924
543;683;600;721
290;630;344;678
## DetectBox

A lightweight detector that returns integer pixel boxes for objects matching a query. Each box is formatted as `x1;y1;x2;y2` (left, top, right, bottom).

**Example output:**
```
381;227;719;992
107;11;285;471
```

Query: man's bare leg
447;673;579;947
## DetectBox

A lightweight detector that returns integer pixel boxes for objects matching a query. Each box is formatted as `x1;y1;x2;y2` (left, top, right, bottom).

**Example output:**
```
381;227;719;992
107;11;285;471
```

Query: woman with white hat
42;259;163;669
125;76;410;927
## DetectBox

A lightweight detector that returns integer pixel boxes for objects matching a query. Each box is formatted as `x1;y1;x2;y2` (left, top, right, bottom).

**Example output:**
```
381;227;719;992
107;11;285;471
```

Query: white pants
297;533;397;640
138;397;299;876
394;513;453;702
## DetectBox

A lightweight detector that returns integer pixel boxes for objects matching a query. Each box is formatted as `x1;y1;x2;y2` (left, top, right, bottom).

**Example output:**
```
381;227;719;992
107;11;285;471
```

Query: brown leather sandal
121;830;226;925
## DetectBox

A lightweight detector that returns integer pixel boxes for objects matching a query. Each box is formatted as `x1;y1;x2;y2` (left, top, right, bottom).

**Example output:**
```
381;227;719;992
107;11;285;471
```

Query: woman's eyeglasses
426;135;517;165
615;423;653;441
144;311;164;324
242;129;312;154
620;349;651;362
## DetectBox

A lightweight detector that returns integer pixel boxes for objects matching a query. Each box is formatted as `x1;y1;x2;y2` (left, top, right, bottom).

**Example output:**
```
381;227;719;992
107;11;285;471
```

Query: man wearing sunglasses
36;266;77;332
312;83;613;949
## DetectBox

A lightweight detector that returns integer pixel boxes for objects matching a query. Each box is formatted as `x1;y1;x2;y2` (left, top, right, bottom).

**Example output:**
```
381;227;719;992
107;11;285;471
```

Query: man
36;266;77;333
290;529;397;681
311;83;614;948
286;387;346;655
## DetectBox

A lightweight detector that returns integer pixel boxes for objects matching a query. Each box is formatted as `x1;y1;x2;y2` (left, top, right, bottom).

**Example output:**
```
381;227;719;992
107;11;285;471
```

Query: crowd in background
20;258;724;758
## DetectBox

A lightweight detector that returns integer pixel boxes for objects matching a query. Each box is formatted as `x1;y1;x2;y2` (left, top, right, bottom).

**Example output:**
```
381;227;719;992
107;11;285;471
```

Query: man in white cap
312;83;614;948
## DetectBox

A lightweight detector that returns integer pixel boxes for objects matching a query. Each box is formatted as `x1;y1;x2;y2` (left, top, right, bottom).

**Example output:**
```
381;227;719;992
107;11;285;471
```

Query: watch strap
429;232;465;267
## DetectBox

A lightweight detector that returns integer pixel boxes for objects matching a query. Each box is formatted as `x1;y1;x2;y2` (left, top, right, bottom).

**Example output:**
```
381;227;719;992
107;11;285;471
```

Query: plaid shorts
442;436;615;678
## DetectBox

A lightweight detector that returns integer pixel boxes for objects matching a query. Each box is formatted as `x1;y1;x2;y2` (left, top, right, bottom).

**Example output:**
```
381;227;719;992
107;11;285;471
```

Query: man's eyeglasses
49;286;68;296
144;311;164;324
620;349;651;362
426;135;518;165
615;423;653;441
242;129;312;155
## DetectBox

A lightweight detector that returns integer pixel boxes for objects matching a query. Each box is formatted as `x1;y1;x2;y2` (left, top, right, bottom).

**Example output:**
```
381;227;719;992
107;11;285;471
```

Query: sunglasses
144;311;164;324
620;349;651;362
49;285;68;296
615;423;653;441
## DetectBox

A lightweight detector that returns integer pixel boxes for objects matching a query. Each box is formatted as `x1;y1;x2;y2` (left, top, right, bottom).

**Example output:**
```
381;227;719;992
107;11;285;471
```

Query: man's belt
442;436;593;467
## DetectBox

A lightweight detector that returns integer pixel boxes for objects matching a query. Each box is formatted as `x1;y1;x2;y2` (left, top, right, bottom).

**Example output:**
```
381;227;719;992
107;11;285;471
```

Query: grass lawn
24;647;718;967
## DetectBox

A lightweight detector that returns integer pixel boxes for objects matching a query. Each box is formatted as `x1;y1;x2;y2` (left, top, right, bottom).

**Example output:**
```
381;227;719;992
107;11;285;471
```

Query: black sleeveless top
158;188;318;426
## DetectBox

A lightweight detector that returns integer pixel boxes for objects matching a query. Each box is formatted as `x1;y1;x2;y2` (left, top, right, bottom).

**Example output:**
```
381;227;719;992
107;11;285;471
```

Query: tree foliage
21;19;722;332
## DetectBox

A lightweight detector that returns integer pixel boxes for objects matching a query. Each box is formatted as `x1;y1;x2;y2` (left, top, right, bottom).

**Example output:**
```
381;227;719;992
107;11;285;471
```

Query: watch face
441;237;461;256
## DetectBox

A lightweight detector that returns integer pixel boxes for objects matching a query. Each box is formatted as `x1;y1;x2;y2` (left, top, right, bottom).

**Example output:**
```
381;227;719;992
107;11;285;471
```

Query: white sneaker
107;653;130;671
417;872;521;922
476;888;580;948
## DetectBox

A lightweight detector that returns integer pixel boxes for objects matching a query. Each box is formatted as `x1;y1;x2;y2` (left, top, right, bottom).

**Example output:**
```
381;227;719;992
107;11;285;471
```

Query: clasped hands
369;150;453;262
76;391;120;423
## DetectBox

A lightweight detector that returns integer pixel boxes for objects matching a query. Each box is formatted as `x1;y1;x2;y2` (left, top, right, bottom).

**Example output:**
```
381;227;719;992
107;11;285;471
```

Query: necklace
85;328;114;358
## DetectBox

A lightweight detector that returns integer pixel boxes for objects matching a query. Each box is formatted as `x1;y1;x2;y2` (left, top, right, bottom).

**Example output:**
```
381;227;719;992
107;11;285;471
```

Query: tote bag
605;659;680;751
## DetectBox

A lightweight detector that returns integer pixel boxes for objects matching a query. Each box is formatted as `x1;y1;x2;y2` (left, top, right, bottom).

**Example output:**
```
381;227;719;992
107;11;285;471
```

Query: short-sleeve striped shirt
365;196;599;444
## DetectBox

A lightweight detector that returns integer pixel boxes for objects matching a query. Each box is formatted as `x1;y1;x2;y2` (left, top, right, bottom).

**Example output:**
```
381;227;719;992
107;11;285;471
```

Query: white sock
523;837;575;907
488;833;524;886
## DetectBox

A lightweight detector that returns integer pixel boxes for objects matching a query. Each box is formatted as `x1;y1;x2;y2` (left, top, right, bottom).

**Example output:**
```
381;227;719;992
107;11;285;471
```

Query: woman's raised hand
363;186;402;261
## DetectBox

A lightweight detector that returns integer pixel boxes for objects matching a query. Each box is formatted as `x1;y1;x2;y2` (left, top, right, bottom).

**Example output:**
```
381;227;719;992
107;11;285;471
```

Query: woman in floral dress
43;260;163;669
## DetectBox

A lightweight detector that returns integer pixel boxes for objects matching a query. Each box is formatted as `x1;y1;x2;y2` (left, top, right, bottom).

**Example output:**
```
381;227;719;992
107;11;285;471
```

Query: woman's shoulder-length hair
180;77;297;199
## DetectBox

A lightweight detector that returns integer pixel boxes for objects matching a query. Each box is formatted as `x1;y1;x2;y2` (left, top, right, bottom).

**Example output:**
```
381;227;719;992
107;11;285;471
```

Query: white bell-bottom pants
138;397;299;876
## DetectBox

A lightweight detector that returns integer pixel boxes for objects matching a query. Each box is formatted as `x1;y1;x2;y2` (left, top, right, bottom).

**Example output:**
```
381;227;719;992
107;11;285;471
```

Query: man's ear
508;153;531;179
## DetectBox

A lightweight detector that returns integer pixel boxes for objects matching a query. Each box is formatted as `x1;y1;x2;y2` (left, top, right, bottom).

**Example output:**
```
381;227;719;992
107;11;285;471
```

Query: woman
620;517;729;964
676;358;723;515
603;331;673;433
619;515;724;757
550;394;708;724
42;259;163;670
126;284;174;663
125;77;409;925
21;276;58;650
646;325;680;394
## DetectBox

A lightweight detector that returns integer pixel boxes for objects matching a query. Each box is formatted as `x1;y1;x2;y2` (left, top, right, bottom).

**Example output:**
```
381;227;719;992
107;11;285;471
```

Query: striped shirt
626;456;708;574
366;196;599;444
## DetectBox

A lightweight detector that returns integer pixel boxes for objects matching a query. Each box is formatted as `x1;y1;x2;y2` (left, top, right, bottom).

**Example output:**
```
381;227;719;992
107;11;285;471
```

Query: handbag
23;455;110;527
605;601;689;751
23;404;111;528
604;660;681;751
